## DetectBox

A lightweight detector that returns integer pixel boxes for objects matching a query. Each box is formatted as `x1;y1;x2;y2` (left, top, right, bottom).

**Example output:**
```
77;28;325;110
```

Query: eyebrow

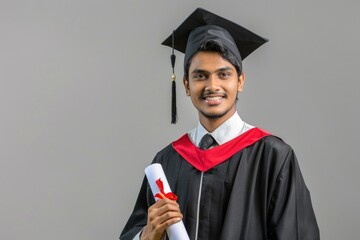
191;66;233;74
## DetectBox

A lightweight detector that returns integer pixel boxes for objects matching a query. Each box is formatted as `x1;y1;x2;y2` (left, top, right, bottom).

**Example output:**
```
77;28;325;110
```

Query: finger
149;213;183;235
148;204;183;226
154;197;179;206
149;201;181;218
150;198;180;212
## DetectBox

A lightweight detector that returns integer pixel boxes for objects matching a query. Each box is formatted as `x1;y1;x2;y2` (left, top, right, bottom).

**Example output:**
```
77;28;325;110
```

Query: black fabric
198;133;217;150
120;136;319;240
184;25;242;69
162;8;268;67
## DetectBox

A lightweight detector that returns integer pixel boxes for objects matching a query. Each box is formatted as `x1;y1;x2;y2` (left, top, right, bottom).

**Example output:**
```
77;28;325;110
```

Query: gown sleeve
120;176;154;240
267;148;320;240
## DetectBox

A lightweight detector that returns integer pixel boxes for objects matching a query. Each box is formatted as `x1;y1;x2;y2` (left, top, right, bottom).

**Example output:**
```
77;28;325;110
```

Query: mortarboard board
162;8;268;124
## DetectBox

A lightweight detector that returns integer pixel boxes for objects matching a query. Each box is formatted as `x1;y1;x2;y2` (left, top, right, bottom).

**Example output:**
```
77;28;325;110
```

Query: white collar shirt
188;111;254;147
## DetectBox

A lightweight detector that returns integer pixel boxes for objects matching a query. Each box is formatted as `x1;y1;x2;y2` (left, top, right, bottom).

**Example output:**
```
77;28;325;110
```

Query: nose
205;75;220;91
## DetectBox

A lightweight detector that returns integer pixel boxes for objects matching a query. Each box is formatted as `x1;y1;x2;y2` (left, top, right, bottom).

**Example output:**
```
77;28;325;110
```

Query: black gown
120;128;319;240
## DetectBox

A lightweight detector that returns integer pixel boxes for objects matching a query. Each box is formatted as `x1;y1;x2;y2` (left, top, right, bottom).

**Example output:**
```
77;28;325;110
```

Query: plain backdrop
1;0;359;239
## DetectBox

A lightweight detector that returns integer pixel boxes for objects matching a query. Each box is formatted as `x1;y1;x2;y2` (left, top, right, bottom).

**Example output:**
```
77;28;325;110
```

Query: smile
203;96;224;105
205;96;222;101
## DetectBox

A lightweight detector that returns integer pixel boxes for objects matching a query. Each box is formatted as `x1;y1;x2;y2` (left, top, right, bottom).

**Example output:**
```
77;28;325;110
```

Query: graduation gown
120;128;319;240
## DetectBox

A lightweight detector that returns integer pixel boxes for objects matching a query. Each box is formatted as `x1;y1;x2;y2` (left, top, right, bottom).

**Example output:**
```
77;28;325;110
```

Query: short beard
199;109;229;119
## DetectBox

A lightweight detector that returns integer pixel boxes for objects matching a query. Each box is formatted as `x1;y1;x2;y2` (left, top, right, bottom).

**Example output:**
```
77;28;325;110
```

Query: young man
120;8;319;240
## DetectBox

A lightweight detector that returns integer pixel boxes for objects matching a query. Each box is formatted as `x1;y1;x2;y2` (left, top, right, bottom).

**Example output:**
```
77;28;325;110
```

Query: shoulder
252;133;297;170
156;143;175;156
261;135;300;174
261;135;293;153
240;127;294;156
151;132;193;164
152;140;179;164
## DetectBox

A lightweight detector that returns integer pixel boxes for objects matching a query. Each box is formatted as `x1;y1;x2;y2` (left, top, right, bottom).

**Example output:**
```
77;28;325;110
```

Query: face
183;51;245;127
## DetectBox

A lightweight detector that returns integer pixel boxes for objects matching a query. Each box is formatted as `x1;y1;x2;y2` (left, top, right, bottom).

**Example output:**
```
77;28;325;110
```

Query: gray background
1;0;359;239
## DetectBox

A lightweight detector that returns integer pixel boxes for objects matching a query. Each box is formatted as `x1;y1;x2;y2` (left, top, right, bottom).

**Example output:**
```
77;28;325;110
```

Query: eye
219;71;231;79
193;73;207;80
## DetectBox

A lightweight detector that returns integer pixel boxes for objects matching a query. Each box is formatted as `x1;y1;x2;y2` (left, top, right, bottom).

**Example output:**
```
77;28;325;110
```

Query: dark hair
184;40;242;79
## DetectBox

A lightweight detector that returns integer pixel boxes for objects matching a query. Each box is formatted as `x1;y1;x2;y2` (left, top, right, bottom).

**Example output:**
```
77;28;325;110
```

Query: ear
183;77;190;96
237;72;245;92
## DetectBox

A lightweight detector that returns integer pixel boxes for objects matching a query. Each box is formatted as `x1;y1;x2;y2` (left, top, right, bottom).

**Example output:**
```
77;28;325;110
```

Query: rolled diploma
145;163;190;240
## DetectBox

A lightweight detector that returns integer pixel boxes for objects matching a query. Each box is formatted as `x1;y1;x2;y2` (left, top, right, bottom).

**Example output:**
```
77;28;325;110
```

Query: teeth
206;96;222;101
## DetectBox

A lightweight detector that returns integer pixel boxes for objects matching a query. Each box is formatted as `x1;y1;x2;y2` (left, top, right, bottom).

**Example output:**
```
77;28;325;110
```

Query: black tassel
171;76;177;124
170;30;177;124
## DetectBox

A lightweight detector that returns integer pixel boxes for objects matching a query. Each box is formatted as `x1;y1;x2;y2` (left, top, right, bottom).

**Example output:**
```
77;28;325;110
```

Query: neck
199;110;236;132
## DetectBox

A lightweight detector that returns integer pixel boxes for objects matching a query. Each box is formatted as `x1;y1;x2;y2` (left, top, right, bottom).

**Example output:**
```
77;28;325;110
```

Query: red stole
172;127;270;172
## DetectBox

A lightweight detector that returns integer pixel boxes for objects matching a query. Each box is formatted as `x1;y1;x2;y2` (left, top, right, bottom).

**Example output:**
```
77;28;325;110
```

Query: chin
200;110;229;120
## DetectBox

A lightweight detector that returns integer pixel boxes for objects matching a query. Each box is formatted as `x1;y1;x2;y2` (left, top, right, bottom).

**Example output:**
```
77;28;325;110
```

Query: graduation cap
162;8;268;124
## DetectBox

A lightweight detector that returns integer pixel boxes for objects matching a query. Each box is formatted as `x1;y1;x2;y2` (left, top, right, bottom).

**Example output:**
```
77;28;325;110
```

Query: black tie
199;133;217;150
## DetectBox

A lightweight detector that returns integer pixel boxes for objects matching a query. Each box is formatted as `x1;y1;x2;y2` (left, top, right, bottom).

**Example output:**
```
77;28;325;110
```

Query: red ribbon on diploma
154;178;178;201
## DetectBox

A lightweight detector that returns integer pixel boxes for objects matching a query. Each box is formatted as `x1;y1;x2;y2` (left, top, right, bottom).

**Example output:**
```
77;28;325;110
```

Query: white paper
145;163;190;240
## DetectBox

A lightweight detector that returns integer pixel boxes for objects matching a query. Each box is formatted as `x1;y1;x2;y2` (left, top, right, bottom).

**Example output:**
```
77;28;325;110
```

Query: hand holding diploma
143;163;190;240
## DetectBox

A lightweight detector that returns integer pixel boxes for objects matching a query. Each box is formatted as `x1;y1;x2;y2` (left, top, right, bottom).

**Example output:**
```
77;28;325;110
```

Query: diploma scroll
145;163;190;240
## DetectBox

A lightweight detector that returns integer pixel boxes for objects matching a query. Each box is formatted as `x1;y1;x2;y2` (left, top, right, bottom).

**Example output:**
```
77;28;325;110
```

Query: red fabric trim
172;127;271;172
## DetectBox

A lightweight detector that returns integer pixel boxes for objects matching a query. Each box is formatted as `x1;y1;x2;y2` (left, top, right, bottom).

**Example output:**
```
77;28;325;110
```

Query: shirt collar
194;111;246;146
